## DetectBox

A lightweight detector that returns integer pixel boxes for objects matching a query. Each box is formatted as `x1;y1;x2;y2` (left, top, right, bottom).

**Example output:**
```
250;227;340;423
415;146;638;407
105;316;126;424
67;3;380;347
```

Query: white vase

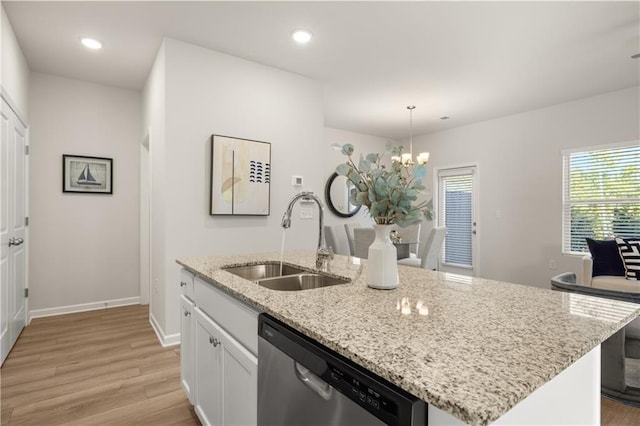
366;224;399;290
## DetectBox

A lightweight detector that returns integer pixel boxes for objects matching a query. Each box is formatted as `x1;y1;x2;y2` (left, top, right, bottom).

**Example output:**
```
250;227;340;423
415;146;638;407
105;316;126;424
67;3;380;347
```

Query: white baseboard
149;312;180;347
29;297;141;321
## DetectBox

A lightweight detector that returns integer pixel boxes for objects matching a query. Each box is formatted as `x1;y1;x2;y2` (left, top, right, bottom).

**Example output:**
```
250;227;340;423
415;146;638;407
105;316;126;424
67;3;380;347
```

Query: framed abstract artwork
210;135;271;215
62;154;113;194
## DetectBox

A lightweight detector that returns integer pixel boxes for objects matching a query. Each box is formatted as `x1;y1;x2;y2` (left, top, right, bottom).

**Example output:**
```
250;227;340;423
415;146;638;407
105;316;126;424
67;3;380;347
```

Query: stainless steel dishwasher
258;314;427;426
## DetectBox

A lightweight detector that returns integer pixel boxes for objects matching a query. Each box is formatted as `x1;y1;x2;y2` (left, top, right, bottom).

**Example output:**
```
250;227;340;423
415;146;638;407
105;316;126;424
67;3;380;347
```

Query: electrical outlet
548;259;557;270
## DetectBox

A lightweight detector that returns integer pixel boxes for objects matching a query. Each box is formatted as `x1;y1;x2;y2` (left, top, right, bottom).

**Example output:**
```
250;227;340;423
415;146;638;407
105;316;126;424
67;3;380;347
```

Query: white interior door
436;165;478;276
1;97;28;364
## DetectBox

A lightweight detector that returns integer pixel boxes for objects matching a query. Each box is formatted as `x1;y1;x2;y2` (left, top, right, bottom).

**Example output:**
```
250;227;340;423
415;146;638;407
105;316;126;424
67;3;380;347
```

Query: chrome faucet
281;191;334;270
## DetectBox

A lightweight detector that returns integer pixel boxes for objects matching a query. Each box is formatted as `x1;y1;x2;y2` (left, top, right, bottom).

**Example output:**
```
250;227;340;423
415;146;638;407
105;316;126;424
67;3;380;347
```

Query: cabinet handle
184;311;191;317
8;238;24;247
180;281;188;287
209;336;219;347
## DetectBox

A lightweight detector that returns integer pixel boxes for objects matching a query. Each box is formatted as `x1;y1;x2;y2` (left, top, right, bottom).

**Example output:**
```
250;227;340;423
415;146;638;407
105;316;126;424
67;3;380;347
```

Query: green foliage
335;144;433;227
568;147;640;251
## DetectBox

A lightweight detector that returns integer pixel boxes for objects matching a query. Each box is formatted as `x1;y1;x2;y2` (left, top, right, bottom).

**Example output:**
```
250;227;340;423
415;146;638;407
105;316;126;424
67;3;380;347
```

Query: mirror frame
324;172;361;218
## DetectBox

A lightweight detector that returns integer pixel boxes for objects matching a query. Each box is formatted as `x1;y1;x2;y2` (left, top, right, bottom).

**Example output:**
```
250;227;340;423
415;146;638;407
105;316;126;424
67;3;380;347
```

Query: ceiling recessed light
291;30;312;44
81;37;102;50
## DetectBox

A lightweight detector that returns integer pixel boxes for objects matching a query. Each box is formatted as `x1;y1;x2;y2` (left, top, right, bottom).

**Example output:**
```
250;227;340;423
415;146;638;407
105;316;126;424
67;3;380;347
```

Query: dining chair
398;227;447;270
393;223;421;257
323;225;351;256
353;227;375;259
343;223;359;256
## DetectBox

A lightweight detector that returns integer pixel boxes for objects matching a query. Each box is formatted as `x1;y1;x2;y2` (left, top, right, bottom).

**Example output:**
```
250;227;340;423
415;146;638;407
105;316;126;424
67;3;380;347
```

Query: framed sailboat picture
210;135;270;215
62;155;113;194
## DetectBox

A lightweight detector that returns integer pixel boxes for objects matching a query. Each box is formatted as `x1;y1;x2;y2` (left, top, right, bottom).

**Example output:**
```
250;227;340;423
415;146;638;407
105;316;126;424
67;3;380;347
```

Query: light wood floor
1;305;199;425
2;305;640;425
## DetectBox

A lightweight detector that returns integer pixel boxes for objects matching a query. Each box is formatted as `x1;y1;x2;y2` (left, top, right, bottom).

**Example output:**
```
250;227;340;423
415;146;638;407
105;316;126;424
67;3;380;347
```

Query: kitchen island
177;250;640;425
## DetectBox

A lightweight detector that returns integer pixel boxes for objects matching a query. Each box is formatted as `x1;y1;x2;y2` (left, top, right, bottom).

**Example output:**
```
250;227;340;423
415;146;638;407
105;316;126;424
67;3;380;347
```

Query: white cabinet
179;269;259;426
180;295;195;403
194;307;257;426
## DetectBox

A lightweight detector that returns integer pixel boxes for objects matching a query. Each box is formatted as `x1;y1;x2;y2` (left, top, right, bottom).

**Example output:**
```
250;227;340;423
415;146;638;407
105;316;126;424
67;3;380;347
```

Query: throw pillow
586;238;626;277
615;237;640;281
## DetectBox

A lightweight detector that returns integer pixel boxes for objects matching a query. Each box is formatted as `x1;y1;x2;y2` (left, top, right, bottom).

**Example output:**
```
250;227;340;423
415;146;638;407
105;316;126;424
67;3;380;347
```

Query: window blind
562;142;640;254
438;169;474;267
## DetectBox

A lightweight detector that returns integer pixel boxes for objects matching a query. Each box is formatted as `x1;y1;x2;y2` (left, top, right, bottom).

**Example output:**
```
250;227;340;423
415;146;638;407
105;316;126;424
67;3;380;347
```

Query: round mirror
324;172;361;218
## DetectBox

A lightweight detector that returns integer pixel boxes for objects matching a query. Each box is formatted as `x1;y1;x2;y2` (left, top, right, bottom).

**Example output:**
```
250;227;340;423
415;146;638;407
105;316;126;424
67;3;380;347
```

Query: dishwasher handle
294;361;333;401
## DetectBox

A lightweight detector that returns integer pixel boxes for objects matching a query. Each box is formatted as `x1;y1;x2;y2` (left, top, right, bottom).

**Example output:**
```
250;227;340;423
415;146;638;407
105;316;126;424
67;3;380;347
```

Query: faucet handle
318;246;334;259
316;246;334;269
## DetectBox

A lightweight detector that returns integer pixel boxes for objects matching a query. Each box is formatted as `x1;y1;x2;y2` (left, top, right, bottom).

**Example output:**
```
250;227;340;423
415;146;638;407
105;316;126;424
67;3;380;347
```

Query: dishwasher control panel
327;364;398;418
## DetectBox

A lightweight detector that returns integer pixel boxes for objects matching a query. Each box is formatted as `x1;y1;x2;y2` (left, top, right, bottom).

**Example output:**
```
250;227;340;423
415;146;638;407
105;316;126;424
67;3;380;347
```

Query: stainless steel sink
223;263;307;281
223;262;349;291
257;274;349;291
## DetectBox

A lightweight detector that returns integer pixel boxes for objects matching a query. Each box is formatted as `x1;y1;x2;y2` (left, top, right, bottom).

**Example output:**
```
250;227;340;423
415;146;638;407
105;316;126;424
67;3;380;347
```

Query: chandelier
392;106;430;165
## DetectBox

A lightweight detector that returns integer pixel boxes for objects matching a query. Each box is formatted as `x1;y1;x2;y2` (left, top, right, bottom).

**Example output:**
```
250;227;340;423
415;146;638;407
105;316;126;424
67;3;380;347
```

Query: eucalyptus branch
335;143;433;227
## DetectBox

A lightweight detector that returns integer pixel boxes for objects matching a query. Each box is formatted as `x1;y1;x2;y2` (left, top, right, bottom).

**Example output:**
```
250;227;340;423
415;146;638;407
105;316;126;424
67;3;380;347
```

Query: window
438;166;476;269
562;142;640;254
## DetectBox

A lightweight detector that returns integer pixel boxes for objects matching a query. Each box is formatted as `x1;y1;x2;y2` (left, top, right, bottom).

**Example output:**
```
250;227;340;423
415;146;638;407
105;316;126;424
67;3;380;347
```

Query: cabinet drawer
194;277;259;355
180;269;195;300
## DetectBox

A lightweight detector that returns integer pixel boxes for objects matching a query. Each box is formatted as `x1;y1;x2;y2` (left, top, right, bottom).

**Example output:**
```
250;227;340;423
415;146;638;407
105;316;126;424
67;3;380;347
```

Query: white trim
29;297;141;321
0;87;28;128
561;141;640;255
434;162;480;277
149;312;180;347
561;139;639;156
140;130;151;305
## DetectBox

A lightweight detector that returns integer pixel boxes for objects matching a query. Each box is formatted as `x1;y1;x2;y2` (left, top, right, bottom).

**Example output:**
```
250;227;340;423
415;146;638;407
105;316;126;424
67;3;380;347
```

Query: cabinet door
180;295;195;404
194;307;258;426
195;308;223;426
217;317;258;426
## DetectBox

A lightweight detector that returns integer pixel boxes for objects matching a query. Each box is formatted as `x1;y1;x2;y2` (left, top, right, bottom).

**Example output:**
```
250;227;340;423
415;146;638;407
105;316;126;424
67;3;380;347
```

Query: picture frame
210;134;271;216
62;154;113;194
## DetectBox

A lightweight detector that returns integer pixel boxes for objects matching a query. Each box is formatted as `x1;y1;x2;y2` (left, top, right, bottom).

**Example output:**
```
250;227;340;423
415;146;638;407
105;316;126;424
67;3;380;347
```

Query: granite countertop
177;250;640;425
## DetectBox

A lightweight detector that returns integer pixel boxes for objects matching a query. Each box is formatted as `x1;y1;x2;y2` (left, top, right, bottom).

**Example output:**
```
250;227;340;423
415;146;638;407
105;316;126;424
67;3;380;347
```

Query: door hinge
24;288;28;298
25;217;29;226
25;145;29;155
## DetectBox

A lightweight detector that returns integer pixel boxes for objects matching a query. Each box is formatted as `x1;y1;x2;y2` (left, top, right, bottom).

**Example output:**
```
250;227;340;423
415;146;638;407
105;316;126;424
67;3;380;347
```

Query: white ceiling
4;1;639;139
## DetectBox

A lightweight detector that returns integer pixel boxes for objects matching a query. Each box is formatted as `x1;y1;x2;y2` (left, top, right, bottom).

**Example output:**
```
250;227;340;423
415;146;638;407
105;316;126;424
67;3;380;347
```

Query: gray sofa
552;255;640;405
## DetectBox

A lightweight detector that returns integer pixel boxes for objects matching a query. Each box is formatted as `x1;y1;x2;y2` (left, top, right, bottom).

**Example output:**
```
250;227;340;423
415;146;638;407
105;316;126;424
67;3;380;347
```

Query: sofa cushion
586;238;626;277
592;275;640;292
616;237;640;280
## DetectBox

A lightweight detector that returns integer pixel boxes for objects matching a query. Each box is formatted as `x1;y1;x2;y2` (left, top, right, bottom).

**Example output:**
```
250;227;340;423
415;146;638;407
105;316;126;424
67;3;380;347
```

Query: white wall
415;87;640;288
145;38;329;338
1;6;29;121
28;72;142;312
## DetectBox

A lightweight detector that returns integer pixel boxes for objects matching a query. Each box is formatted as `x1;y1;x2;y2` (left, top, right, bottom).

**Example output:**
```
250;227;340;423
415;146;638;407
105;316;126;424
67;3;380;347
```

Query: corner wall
415;87;640;288
28;72;142;313
142;42;167;336
146;38;328;337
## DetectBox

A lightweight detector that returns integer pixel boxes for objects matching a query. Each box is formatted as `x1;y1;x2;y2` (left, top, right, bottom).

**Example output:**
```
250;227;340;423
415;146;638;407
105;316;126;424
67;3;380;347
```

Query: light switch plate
300;205;313;219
